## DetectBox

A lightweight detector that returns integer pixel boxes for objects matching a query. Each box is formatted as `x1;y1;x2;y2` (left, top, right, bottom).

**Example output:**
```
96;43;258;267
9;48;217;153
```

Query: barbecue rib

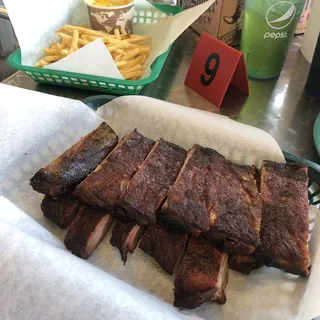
203;162;262;255
115;139;186;225
110;220;145;264
64;204;114;259
159;144;225;236
30;122;118;198
258;160;310;277
75;129;154;208
139;224;189;275
228;254;263;275
41;194;81;229
174;237;228;309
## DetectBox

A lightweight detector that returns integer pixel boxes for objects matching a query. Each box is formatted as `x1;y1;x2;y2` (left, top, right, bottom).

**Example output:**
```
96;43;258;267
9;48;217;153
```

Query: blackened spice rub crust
41;194;81;229
258;160;310;277
139;224;188;275
174;237;228;309
204;162;262;255
75;129;154;208
30;122;118;198
159;145;225;236
115;139;186;225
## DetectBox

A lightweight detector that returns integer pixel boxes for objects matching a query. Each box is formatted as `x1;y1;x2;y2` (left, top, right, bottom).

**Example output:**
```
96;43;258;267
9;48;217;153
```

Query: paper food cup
85;0;135;34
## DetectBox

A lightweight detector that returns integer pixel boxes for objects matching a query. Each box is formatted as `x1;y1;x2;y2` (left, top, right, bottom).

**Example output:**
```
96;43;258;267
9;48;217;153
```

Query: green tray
7;4;183;95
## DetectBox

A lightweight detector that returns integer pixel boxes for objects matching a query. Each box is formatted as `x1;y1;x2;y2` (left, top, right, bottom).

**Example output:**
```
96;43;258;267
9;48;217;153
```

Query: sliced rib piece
174;237;228;309
30;122;118;198
139;224;189;275
228;254;263;275
41;194;81;229
110;220;145;264
258;160;310;277
75;129;154;208
203;162;262;255
115;139;186;225
159;144;225;236
64;204;114;259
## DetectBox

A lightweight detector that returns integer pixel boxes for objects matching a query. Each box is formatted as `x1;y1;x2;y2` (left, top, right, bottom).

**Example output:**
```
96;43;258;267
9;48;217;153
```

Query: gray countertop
3;29;320;163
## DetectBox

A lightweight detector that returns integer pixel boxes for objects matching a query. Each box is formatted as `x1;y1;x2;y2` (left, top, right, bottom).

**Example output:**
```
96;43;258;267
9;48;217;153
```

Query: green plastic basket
7;4;183;95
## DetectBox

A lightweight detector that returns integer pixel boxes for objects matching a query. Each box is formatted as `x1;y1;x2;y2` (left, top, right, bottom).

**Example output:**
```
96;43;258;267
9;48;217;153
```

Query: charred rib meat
41;194;81;229
139;224;188;275
258;160;310;276
30;122;118;198
64;204;114;259
75;129;154;208
203;162;262;255
159;144;225;236
110;220;145;264
174;237;228;309
115;139;186;225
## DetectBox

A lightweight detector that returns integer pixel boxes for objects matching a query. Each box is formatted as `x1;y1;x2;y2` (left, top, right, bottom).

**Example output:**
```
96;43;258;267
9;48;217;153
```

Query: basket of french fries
7;3;183;95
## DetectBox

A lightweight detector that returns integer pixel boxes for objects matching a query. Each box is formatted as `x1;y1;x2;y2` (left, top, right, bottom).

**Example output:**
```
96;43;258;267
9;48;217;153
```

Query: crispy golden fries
93;0;132;7
35;24;151;80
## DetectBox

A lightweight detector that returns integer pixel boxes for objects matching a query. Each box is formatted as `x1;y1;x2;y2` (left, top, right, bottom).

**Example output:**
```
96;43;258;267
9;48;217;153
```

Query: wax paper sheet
3;0;215;79
0;84;319;320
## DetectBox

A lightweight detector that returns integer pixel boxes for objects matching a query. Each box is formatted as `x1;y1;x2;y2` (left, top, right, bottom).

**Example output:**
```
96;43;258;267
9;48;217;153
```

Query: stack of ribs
30;122;311;311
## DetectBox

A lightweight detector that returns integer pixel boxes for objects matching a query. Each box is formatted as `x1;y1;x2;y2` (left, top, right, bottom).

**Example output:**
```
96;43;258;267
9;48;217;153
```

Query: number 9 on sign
201;53;220;87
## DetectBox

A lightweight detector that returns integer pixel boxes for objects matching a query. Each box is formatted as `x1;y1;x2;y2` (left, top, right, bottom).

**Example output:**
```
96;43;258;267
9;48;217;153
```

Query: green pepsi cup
241;0;305;79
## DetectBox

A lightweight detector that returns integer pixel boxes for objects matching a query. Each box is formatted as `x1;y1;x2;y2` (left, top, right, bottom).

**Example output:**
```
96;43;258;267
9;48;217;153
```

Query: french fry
114;28;121;40
121;70;144;80
122;63;142;73
69;30;79;54
126;36;151;44
60;49;69;57
60;25;113;38
117;55;143;70
44;55;61;62
35;59;50;67
43;48;59;55
120;47;150;61
120;26;127;35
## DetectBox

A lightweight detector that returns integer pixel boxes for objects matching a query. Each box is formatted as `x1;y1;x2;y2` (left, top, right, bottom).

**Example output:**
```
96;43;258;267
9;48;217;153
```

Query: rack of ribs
158;144;225;236
203;162;262;255
139;224;189;275
174;237;228;309
75;129;154;209
258;160;310;276
41;194;81;229
110;220;145;264
115;139;186;225
64;203;114;259
30;122;118;198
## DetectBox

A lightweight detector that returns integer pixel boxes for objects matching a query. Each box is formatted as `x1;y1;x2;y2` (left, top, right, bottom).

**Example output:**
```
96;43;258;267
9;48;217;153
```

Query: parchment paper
0;84;319;320
4;0;215;79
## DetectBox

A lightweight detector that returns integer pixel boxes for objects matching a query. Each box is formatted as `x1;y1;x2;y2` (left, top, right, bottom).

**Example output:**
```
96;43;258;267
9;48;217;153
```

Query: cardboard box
178;0;243;46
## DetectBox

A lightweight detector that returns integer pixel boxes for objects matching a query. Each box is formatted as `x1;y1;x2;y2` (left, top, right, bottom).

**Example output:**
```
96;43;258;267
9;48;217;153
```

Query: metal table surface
3;29;320;163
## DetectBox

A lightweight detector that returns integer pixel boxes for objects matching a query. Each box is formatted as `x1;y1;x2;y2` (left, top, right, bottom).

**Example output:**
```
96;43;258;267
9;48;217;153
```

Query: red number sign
185;33;249;108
